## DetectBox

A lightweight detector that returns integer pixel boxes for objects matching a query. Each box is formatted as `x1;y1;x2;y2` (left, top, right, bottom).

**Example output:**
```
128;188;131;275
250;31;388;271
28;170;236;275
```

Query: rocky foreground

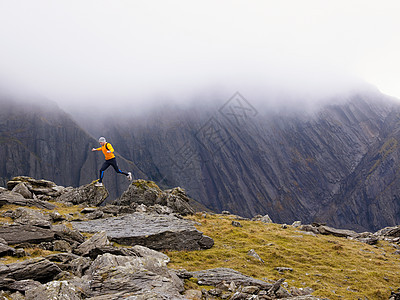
0;176;399;299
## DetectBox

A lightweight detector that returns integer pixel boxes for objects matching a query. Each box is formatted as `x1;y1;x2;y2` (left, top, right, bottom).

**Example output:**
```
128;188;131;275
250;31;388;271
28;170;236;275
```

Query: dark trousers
99;158;128;182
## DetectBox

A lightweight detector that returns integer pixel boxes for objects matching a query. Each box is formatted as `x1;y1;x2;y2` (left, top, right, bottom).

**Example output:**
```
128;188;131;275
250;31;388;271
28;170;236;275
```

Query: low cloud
0;1;397;114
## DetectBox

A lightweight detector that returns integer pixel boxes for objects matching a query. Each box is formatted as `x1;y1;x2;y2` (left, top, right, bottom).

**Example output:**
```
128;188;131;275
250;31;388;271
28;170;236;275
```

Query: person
92;137;132;186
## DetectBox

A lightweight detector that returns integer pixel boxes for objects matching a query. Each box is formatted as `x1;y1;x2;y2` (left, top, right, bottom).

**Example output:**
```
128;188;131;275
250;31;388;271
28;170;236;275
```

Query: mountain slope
320;109;400;231
71;90;399;231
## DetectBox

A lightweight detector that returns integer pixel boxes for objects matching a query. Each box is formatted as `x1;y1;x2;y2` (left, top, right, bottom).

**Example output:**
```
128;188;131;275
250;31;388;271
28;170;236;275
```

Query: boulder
0;258;62;290
25;280;81;300
191;268;272;289
72;213;214;251
114;180;194;216
85;253;185;299
7;279;42;293
11;207;52;228
52;224;85;244
0;190;56;210
46;253;80;264
11;183;33;199
65;257;92;277
57;182;109;206
247;249;264;263
53;240;72;252
7;176;66;197
73;231;111;257
0;225;54;245
0;243;16;257
375;225;400;238
317;225;358;238
162;187;196;216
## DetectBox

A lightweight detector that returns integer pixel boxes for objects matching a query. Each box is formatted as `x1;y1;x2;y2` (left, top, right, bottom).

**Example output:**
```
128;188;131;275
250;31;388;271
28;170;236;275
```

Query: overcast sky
0;1;399;111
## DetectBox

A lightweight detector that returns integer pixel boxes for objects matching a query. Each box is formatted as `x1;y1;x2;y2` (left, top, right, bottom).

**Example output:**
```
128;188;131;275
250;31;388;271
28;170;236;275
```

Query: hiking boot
95;182;103;187
127;172;132;181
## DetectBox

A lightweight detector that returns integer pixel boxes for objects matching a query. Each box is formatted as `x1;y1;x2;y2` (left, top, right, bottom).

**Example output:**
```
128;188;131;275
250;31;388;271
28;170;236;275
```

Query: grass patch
0;248;57;265
167;213;400;300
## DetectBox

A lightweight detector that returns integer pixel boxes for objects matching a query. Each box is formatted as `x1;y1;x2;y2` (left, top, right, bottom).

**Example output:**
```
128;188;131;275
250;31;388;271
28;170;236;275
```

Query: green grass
167;213;400;300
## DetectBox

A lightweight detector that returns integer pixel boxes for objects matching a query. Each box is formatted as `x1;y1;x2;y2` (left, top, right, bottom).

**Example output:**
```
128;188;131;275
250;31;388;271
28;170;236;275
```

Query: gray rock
0;243;15;257
130;245;170;263
375;225;400;238
114;180;194;216
275;267;293;273
57;182;109;206
252;214;273;223
67;257;92;277
49;211;65;222
81;207;97;214
315;225;358;238
191;268;272;289
72;213;214;251
0;258;62;288
0;190;56;210
99;205;122;216
86;210;104;220
14;248;27;258
8;291;26;300
0;225;54;245
52;224;85;244
247;249;264;263
292;221;302;228
232;221;242;227
53;240;72;252
11;183;33;199
299;224;320;235
7;279;42;293
46;253;80;264
86;245;136;259
86;253;185;299
7;176;66;198
73;231;111;257
25;280;81;300
11;207;52;228
162;187;196;216
184;289;203;299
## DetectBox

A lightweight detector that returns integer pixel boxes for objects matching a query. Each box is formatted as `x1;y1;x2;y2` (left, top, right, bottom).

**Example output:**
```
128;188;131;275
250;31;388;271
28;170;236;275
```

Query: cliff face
0;97;143;199
76;91;399;231
320;109;400;231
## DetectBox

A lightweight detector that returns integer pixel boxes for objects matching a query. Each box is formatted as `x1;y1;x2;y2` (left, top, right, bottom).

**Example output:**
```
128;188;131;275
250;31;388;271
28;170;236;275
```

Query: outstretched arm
92;147;101;152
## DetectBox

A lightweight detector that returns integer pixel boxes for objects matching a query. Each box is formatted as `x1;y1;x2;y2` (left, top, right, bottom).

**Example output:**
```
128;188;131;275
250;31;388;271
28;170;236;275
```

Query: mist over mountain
67;87;400;232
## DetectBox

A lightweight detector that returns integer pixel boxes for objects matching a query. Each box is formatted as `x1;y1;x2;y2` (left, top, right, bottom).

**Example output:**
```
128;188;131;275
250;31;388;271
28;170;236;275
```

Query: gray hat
98;137;106;143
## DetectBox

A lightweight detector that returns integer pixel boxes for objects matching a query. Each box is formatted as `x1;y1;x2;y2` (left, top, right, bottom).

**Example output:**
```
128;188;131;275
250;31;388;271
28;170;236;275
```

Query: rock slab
72;213;213;251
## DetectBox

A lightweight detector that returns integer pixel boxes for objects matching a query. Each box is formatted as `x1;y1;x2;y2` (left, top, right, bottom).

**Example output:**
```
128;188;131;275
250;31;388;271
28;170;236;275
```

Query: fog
0;1;399;115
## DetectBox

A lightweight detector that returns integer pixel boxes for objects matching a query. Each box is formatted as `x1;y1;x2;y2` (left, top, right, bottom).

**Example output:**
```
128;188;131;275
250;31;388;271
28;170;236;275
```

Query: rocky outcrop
192;268;272;289
85;253;185;299
0;225;55;245
185;268;319;299
7;176;67;199
0;258;62;289
72;213;214;251
0;190;56;210
299;223;400;245
114;179;195;216
56;181;109;206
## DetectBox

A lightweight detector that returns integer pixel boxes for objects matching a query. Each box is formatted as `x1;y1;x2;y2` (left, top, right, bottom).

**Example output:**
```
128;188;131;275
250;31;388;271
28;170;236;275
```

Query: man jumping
92;137;132;187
